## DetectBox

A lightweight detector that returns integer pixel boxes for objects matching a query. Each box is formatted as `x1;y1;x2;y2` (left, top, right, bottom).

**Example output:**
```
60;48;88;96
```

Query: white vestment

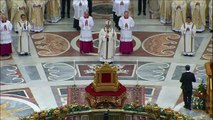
27;0;47;32
79;16;94;41
160;0;172;24
73;0;88;20
118;16;135;42
113;0;130;16
181;22;196;56
98;28;117;62
17;20;31;54
172;0;187;32
209;0;212;30
46;0;61;23
0;20;13;44
0;0;8;18
190;0;206;32
10;0;27;31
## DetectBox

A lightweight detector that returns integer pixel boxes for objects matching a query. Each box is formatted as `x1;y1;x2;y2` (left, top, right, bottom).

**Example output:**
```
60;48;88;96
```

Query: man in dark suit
138;0;147;15
61;0;71;18
180;65;196;110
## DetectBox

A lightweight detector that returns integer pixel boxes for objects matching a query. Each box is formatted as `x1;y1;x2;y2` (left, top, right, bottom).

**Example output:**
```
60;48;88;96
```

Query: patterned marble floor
0;3;213;120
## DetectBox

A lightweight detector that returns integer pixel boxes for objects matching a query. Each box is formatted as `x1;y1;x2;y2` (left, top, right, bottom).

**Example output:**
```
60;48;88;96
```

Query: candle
137;60;139;85
73;60;76;85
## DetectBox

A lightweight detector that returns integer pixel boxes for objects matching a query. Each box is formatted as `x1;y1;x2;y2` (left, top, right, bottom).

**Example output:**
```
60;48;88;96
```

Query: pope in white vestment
181;17;196;56
119;11;134;54
209;0;212;31
10;0;27;32
0;0;8;18
17;14;31;55
73;0;88;31
172;0;187;32
0;15;13;56
98;20;117;63
190;0;206;32
79;11;94;53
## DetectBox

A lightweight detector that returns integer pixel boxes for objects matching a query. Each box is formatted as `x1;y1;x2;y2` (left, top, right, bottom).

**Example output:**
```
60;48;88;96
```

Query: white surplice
181;22;196;56
118;16;135;42
0;20;13;44
17;20;31;54
73;0;88;20
79;16;94;41
98;28;117;62
113;0;130;16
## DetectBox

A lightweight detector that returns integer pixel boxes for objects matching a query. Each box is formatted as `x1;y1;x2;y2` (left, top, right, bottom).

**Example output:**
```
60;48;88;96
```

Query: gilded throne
85;63;127;108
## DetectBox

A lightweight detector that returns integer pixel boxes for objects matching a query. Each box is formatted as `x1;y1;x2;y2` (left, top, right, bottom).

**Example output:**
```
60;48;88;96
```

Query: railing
20;104;194;120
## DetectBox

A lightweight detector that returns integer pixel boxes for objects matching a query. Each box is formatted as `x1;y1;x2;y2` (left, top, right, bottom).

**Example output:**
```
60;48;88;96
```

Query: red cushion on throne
101;73;111;83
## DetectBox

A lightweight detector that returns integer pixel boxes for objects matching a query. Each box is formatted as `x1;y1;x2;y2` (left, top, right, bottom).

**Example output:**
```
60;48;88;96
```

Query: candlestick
73;60;76;85
136;60;139;85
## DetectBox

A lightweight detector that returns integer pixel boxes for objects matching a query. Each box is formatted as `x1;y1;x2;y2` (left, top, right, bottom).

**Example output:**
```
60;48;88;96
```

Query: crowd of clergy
0;0;212;62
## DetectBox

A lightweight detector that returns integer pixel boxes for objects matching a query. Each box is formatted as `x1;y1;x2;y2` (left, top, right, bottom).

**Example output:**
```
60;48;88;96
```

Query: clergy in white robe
172;0;187;32
79;11;94;53
73;0;88;31
27;0;47;32
118;11;134;54
46;0;61;23
113;0;130;30
0;15;13;56
190;0;206;32
0;0;8;18
209;0;212;31
98;20;117;63
181;17;196;56
17;14;31;55
159;0;172;24
10;0;27;32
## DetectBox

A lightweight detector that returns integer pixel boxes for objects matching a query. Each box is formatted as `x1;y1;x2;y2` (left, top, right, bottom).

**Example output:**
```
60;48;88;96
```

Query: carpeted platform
31;32;180;57
67;85;162;106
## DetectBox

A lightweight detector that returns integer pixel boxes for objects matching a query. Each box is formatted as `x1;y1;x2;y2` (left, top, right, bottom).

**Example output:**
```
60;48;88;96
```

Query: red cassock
79;41;93;53
0;43;12;56
119;41;133;54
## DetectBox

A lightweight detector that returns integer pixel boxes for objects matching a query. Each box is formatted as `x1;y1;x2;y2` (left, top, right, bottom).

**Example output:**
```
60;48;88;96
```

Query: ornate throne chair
85;62;126;108
92;63;119;92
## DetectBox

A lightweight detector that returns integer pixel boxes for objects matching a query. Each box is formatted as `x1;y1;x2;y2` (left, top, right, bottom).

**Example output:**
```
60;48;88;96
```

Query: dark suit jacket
180;72;196;91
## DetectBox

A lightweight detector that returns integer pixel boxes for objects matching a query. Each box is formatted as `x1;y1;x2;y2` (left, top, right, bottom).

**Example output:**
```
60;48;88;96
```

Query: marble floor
0;3;213;120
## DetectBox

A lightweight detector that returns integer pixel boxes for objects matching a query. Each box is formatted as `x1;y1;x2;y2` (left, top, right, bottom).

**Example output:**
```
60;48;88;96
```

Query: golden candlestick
72;84;77;104
134;84;140;107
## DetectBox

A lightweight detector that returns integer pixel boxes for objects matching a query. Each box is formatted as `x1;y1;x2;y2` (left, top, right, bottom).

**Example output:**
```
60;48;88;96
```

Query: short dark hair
186;16;191;20
185;65;190;71
20;14;26;18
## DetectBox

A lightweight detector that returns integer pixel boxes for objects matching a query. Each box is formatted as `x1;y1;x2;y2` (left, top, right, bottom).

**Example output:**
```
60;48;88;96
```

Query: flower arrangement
21;103;195;120
123;103;194;120
20;104;91;120
192;80;206;110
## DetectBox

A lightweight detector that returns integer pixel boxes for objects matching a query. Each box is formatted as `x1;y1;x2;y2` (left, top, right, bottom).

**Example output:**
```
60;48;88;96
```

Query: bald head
124;11;129;18
84;11;89;18
1;15;7;22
